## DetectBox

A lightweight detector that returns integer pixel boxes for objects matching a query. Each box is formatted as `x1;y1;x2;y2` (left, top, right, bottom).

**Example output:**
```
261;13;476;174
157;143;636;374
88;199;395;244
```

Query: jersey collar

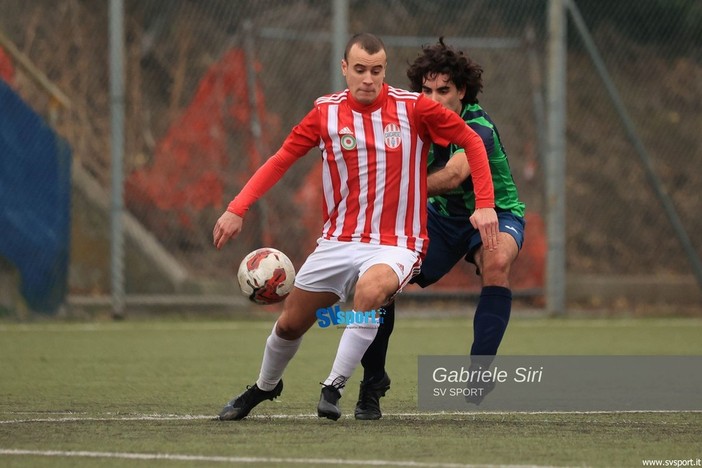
346;83;388;112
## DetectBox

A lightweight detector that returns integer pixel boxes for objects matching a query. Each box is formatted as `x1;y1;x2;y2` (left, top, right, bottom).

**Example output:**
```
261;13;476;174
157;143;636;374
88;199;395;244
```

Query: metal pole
566;0;702;292
243;20;271;247
109;0;126;318
331;0;348;92
545;0;567;315
0;28;71;110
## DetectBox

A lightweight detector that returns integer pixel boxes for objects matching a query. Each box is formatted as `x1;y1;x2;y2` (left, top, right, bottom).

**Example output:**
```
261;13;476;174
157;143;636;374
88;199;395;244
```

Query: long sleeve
456;127;494;209
416;95;495;209
226;150;299;216
227;108;320;216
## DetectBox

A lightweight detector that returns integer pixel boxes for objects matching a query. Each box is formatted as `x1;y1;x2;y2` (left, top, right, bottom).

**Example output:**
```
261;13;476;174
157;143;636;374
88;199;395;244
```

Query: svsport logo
316;305;386;328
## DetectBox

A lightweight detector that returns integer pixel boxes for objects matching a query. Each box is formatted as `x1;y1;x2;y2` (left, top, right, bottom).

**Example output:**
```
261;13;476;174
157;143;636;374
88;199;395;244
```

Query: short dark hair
406;37;483;104
344;33;386;60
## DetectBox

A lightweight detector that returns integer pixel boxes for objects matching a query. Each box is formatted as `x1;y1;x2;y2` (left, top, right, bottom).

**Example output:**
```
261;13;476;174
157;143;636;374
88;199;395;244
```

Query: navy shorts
411;204;525;287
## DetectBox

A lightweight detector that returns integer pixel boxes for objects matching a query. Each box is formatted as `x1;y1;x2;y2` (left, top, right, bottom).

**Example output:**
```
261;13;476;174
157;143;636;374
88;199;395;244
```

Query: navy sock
470;286;512;356
361;301;395;381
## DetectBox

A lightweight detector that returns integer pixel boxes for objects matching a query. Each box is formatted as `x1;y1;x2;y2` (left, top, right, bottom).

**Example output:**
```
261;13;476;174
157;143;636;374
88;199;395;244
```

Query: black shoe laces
320;375;347;390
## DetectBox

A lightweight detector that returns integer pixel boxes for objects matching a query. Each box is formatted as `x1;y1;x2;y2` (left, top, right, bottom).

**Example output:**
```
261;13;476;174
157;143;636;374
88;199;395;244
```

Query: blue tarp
0;80;71;314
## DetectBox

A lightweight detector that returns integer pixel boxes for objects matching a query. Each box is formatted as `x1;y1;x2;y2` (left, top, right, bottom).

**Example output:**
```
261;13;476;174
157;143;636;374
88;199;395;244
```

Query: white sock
324;322;379;394
256;322;302;391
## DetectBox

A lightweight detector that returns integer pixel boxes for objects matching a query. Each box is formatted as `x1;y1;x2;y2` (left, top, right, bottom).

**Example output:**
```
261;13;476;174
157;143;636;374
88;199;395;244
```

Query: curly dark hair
406;37;483;104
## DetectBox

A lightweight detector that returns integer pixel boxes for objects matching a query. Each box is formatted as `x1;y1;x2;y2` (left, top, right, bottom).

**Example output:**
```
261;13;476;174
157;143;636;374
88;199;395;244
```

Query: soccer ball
237;248;296;305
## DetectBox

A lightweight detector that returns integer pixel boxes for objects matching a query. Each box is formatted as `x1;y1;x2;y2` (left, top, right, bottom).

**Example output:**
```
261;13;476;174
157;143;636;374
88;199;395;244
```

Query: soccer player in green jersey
355;38;526;419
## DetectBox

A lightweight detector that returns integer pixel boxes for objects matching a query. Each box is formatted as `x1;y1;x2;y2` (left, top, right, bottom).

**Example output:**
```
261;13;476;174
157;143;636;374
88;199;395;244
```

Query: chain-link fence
0;0;700;313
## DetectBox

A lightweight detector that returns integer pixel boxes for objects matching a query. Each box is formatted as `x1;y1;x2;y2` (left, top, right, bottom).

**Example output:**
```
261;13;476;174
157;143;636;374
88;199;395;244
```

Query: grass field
1;313;701;467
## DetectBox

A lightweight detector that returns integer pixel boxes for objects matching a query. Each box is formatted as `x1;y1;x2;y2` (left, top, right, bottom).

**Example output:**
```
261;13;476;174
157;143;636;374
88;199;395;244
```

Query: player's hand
470;207;499;251
213;211;244;250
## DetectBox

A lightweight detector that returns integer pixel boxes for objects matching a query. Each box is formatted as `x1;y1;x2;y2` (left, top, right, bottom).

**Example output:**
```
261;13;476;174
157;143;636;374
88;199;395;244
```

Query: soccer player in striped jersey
356;38;526;419
212;33;498;421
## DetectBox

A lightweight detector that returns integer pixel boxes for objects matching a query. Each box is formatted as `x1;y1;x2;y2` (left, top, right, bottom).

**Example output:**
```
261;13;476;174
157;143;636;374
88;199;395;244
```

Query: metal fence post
331;0;348;93
109;0;126;318
546;0;567;315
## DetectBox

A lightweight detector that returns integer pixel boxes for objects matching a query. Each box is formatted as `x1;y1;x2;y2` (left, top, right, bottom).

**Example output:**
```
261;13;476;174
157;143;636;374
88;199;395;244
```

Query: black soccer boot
317;376;347;421
218;380;283;421
354;372;391;420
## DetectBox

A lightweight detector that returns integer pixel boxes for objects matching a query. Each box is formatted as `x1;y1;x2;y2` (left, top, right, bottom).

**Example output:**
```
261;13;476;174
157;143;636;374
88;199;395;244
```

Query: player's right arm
415;96;493;208
213;211;243;250
213;108;320;249
427;149;471;196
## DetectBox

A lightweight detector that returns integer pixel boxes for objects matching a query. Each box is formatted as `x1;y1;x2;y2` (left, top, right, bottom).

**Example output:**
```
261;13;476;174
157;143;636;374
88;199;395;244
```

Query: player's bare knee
276;304;313;339
481;252;512;286
355;264;398;311
274;318;305;340
354;282;391;313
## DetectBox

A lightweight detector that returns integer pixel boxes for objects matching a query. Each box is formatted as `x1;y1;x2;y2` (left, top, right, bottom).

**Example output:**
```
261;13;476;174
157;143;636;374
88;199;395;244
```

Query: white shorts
294;239;422;302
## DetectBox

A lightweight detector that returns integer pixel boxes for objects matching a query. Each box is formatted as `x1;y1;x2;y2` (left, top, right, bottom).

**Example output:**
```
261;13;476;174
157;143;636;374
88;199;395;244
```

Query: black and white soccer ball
237;248;296;305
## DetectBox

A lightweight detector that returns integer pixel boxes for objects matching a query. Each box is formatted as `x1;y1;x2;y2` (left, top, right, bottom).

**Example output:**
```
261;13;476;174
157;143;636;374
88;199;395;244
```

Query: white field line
0;448;559;468
1;409;700;425
2;412;695;467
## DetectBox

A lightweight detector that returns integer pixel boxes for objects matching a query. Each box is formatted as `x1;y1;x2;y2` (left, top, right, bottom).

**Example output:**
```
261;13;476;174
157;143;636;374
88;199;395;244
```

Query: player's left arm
415;95;493;206
427;149;471;196
428;121;495;196
416;96;498;250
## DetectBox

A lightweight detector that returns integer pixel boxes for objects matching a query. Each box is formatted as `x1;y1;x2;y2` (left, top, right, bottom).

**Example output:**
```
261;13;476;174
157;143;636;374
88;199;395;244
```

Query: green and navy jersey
428;102;525;218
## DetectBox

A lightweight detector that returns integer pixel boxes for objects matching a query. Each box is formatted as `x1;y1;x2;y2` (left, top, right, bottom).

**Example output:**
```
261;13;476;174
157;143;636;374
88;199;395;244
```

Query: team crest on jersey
384;123;402;149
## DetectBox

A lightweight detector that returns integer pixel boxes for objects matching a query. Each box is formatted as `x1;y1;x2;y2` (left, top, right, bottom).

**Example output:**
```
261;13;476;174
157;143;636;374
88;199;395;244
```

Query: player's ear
341;59;348;76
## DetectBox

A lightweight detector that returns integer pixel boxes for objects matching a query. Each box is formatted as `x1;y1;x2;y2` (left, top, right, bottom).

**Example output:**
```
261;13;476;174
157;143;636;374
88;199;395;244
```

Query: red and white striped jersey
228;83;493;257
